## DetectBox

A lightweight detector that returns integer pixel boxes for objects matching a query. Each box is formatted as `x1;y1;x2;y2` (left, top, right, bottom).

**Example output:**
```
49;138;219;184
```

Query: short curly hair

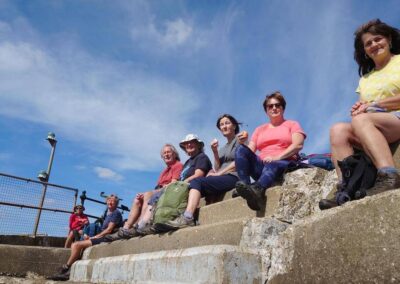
263;91;286;111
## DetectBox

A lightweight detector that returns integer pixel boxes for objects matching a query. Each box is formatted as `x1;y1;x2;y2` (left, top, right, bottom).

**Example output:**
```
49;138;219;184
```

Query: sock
183;211;193;220
378;167;398;175
137;220;146;230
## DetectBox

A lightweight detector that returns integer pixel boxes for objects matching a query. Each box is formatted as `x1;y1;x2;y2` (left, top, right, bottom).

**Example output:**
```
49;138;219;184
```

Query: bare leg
139;204;153;224
351;113;400;168
64;231;74;248
139;191;154;219
330;122;360;179
123;197;143;229
186;189;201;215
67;240;92;266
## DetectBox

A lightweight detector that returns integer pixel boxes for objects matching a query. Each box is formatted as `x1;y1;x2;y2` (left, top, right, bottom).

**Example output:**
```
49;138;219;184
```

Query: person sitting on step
116;144;183;238
51;194;123;281
235;91;306;211
165;114;241;229
321;19;400;209
132;133;212;235
64;204;89;248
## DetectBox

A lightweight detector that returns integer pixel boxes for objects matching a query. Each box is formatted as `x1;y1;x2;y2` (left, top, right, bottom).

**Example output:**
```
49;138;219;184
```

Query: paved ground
0;273;78;284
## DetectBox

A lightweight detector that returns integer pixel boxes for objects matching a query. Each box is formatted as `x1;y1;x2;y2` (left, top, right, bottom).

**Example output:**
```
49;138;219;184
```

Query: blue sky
0;0;399;222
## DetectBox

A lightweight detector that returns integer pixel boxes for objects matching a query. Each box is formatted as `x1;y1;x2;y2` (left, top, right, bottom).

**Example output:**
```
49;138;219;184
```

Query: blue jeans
82;223;101;239
189;174;239;196
235;144;294;188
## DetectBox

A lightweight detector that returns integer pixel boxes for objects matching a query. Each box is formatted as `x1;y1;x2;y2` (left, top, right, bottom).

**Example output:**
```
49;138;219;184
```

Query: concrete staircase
70;191;274;283
69;165;338;283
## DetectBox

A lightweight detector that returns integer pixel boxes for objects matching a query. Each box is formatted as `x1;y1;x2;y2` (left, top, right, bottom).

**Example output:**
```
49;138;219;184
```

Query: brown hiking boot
368;171;400;195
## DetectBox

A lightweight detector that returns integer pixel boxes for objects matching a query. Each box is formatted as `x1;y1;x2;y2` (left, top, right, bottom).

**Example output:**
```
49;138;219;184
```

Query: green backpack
153;181;189;225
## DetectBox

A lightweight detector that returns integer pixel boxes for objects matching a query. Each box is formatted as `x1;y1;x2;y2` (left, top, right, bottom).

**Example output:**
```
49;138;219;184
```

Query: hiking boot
117;227;139;239
231;188;239;198
319;197;338;210
137;223;156;236
368;171;400;195
164;215;195;230
235;181;265;211
47;264;70;281
59;264;70;275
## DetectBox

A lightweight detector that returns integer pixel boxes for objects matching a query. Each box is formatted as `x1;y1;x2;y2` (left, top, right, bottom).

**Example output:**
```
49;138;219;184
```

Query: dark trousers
189;174;239;196
235;144;293;188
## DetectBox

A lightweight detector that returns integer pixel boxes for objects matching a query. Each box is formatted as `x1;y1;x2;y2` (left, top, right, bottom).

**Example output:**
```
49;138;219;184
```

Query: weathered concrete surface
268;189;400;283
198;196;261;225
82;218;249;260
0;235;65;248
70;245;262;284
273;168;336;223
239;218;289;284
0;244;70;277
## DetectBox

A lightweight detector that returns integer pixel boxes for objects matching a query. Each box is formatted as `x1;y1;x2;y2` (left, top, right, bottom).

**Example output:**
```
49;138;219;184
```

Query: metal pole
33;137;57;237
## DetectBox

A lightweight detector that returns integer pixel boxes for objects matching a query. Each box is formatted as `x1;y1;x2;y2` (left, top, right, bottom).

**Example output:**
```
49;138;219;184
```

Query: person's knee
189;187;202;197
330;122;352;146
143;191;153;200
351;113;370;129
133;198;142;207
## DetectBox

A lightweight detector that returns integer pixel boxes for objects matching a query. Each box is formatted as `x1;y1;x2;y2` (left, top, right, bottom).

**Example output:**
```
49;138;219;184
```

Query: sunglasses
267;103;282;110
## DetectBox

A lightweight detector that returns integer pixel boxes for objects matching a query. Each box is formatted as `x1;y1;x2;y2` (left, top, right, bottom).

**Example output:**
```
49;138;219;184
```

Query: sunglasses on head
267;103;282;110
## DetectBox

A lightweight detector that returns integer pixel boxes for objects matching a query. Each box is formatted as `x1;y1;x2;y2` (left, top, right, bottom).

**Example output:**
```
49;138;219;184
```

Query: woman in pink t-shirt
235;91;306;211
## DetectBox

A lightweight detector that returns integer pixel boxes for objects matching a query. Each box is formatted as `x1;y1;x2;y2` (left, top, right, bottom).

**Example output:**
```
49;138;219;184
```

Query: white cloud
131;17;193;49
163;19;192;46
0;19;200;171
94;167;123;182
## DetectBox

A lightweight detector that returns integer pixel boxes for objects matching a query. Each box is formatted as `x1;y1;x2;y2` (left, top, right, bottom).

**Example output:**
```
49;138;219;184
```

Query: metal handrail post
33;140;57;237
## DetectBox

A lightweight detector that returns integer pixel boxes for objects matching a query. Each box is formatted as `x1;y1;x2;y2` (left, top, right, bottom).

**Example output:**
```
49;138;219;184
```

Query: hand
237;131;248;145
135;193;144;201
263;156;279;163
210;138;219;152
206;171;220;177
351;101;368;116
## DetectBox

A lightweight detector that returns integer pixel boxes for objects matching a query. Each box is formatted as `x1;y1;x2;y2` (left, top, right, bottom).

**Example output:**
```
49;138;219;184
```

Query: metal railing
79;191;130;223
0;172;78;237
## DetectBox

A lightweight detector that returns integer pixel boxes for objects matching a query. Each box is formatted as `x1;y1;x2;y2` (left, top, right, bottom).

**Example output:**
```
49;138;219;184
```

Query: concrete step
197;186;282;225
71;245;262;284
82;218;250;261
0;244;70;277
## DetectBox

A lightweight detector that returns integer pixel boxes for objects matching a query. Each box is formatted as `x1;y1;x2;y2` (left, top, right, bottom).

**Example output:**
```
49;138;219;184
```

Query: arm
207;161;235;176
264;133;305;162
91;222;117;239
375;93;400;110
352;94;400;116
210;139;221;171
247;141;256;153
184;169;206;183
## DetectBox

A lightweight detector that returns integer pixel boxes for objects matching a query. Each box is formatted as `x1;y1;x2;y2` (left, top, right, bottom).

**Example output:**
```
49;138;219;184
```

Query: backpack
336;152;377;205
300;153;335;171
152;181;189;231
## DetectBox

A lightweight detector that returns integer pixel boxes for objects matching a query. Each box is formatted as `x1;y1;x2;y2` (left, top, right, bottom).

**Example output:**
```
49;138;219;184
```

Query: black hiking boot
235;181;265;211
47;264;70;281
318;197;338;210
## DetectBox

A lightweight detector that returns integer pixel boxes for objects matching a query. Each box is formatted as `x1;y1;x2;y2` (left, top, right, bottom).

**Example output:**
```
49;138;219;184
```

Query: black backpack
336;152;377;205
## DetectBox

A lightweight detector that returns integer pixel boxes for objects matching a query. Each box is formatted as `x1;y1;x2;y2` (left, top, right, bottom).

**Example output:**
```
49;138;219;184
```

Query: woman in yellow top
329;19;400;205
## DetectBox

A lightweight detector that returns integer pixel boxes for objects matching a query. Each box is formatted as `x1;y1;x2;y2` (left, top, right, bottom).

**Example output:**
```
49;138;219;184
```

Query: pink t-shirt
250;120;306;160
156;160;183;187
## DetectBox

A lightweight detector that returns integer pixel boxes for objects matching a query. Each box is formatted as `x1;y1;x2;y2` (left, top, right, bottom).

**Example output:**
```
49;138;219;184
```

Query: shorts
147;189;165;206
